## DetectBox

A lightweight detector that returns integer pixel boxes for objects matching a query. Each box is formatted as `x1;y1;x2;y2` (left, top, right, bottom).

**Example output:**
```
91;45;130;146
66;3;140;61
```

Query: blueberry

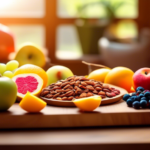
136;95;141;101
132;101;140;109
136;87;145;92
141;97;148;101
144;92;150;97
140;100;147;108
139;93;144;99
131;92;136;96
123;94;131;101
148;100;150;107
131;96;138;102
126;99;133;107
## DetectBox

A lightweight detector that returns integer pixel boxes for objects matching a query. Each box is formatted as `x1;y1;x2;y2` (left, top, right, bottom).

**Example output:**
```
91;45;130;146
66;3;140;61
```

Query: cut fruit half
73;95;101;112
19;92;46;113
12;73;43;98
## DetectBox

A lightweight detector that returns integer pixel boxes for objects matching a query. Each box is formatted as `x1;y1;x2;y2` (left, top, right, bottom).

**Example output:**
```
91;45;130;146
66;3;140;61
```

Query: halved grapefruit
13;64;48;88
12;73;43;99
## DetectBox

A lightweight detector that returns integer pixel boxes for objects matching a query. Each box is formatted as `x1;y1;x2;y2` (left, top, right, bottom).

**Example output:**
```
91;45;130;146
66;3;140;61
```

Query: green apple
46;65;74;85
0;77;17;111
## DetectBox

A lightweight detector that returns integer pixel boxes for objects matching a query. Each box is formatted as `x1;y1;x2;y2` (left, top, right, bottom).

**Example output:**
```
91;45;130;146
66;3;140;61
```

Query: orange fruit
88;68;111;82
130;86;135;93
19;92;46;113
14;64;48;88
104;67;134;92
12;73;43;99
73;96;101;112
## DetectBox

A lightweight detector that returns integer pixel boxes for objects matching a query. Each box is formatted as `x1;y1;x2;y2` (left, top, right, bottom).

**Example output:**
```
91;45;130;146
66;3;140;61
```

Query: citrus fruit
14;64;48;88
73;95;101;112
12;73;43;99
87;68;111;82
104;67;134;92
19;92;46;113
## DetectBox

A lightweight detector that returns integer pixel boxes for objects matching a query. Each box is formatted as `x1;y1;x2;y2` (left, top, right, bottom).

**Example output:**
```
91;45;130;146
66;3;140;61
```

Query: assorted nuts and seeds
40;76;120;101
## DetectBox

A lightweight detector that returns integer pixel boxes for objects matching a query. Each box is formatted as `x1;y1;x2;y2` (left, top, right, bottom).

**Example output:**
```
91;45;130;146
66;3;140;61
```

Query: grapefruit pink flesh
12;73;43;98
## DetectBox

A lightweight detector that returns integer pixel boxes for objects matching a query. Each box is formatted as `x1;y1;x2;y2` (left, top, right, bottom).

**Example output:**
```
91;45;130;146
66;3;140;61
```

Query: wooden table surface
1;98;150;150
1;99;150;129
1;126;150;150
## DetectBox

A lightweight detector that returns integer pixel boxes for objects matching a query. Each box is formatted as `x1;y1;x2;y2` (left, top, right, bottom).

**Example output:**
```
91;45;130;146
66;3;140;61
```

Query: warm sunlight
0;0;13;9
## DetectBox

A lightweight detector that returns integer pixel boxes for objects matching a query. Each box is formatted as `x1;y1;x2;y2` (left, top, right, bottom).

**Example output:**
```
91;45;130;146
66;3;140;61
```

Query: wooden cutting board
1;99;150;129
41;84;127;106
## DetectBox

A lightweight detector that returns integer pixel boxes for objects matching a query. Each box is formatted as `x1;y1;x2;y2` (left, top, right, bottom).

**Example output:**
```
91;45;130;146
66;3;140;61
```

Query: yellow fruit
88;68;111;82
15;43;46;68
19;92;46;113
14;64;48;88
104;67;134;92
73;96;101;112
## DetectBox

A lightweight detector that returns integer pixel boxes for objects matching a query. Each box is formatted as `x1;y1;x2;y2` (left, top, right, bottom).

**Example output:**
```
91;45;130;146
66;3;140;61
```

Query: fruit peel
19;92;46;113
14;64;48;88
73;95;101;112
104;67;134;92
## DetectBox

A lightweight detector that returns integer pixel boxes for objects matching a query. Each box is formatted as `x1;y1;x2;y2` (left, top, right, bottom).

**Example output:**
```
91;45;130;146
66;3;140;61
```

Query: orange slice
73;95;101;112
19;92;46;113
14;64;48;88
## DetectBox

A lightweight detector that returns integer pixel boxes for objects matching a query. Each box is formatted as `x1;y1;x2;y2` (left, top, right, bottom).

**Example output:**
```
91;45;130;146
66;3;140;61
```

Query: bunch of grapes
0;60;19;78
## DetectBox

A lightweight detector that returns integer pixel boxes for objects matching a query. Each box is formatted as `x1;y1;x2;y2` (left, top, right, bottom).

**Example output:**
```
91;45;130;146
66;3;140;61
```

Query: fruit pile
2;57;150;113
0;60;19;78
87;66;134;93
123;87;150;109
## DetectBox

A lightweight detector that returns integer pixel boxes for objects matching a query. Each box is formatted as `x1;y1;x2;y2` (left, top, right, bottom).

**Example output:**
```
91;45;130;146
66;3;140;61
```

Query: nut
62;97;68;100
81;81;87;86
98;91;105;96
56;97;62;100
95;87;102;91
79;93;87;98
86;85;94;91
103;88;111;93
87;92;94;97
45;94;53;98
40;90;49;96
40;75;120;101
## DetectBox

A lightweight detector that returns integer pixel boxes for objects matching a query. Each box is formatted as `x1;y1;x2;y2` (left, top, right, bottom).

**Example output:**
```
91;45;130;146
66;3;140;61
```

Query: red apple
133;68;150;90
0;24;15;61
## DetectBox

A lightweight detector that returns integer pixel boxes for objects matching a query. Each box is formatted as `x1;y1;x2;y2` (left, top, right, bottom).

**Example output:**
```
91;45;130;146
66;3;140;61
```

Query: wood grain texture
1;127;150;150
41;84;127;107
1;98;150;129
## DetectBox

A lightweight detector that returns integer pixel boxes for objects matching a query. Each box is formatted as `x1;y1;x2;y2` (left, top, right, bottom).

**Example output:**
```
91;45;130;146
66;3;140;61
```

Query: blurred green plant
76;0;136;23
59;0;137;20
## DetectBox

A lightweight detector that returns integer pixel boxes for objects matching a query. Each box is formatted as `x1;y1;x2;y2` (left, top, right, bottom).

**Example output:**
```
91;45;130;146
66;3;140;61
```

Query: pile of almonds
40;76;120;101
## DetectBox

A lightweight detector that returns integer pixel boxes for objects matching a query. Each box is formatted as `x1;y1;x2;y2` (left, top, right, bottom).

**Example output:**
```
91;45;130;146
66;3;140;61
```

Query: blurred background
0;0;150;75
